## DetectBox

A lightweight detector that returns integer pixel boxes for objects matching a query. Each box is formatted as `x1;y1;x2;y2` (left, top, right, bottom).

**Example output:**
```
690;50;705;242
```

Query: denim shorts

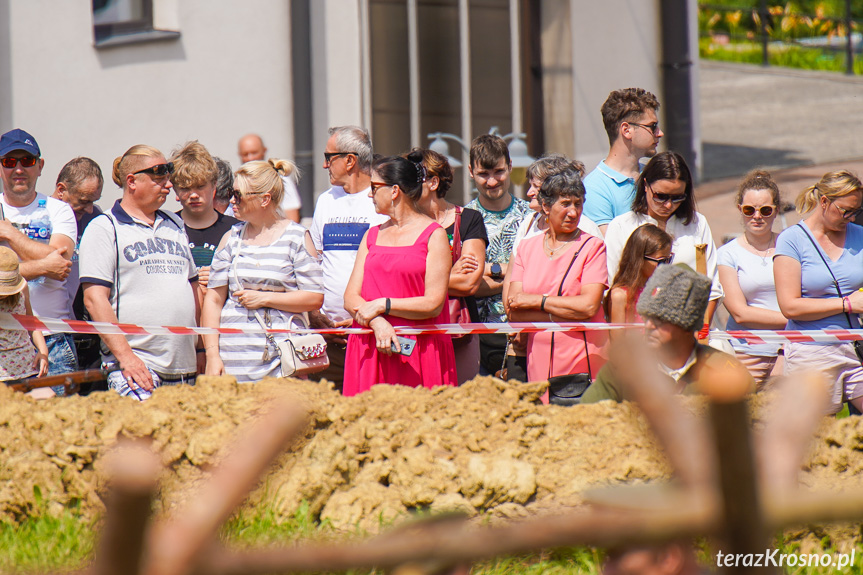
106;366;196;402
45;333;79;397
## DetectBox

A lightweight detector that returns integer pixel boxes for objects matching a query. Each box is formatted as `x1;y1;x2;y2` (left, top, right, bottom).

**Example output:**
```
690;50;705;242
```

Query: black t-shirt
445;207;489;322
178;210;239;269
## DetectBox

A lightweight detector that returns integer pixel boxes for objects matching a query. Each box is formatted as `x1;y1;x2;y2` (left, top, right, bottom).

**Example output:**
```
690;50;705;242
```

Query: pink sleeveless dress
343;222;457;396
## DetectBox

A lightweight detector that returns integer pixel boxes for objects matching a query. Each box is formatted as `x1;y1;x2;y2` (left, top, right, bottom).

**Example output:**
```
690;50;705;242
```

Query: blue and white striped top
209;222;324;382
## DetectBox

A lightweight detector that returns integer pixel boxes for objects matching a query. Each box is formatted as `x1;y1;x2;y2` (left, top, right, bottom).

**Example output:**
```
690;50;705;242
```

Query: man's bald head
238;133;267;164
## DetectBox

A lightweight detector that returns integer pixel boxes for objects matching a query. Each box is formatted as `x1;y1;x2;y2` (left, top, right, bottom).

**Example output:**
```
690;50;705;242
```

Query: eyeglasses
628;121;660;135
740;204;776;217
132;162;174;178
650;190;687;204
831;200;863;220
0;156;38;169
370;181;392;194
323;152;357;164
644;254;674;265
230;189;267;204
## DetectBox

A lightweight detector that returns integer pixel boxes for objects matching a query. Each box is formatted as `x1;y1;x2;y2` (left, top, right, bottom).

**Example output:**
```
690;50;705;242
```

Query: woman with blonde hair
717;170;786;389
201;159;324;382
775;170;863;413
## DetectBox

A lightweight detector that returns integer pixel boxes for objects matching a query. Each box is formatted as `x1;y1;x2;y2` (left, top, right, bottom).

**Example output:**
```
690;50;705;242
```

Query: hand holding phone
391;336;416;357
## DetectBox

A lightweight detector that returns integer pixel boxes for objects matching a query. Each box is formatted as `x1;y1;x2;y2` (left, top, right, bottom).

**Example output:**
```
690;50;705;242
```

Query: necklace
435;205;452;226
544;234;575;257
744;232;775;266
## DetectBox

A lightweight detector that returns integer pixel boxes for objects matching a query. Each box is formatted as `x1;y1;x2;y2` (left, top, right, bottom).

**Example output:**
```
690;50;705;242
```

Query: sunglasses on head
0;156;38;169
740;204;776;217
133;162;174;177
650;190;687;204
644;254;674;265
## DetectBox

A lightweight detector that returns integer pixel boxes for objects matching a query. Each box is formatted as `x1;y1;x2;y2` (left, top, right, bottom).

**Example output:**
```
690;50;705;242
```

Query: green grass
699;37;863;74
2;499;863;574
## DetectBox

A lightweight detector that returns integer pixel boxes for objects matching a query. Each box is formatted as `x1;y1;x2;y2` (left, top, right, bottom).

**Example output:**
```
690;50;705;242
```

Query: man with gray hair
52;156;104;370
309;125;387;390
581;264;751;403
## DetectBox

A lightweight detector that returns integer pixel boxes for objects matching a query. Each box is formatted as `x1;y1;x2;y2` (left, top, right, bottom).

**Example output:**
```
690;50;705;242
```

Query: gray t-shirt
78;201;198;375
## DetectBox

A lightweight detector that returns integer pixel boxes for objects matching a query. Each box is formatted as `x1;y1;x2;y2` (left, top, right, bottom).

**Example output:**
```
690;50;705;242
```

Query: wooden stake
200;503;714;575
702;363;775;574
143;398;308;575
92;441;162;575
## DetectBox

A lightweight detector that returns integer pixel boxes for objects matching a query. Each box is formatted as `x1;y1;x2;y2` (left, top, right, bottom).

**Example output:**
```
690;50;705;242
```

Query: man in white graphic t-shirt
0;129;77;383
309;125;387;390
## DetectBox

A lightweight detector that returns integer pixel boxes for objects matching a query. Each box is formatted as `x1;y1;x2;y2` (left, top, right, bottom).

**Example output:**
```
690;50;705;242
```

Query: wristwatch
490;262;503;280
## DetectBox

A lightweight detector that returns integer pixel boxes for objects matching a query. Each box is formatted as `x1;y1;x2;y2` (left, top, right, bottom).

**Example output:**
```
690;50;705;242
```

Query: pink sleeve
580;239;608;287
510;241;526;283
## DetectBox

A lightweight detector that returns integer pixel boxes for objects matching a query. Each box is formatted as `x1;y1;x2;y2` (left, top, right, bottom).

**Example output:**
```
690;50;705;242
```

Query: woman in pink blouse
507;168;608;400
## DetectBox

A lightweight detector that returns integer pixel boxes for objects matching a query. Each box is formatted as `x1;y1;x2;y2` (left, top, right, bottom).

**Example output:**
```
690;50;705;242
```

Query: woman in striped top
201;159;324;382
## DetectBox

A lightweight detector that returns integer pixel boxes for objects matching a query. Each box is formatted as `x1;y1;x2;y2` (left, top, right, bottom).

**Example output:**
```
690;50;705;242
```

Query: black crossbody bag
797;223;863;364
547;238;595;406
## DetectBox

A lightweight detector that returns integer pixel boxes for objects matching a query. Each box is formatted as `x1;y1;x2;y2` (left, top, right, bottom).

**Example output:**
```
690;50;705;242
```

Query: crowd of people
0;86;861;410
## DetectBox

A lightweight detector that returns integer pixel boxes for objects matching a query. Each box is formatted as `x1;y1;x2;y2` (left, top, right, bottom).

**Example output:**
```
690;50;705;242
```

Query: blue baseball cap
0;129;40;158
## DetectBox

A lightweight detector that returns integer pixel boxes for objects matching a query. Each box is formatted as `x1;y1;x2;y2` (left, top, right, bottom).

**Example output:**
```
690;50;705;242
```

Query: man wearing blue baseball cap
0;129;78;387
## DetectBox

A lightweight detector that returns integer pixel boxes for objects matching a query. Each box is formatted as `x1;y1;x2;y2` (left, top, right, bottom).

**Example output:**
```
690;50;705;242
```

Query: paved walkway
696;61;863;243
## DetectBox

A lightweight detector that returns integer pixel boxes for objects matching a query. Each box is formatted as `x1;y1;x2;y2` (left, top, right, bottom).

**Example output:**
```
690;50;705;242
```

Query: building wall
0;0;294;211
570;0;664;172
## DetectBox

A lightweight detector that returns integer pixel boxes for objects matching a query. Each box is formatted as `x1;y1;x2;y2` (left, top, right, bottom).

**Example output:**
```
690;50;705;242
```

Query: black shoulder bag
547;237;595;406
796;223;863;364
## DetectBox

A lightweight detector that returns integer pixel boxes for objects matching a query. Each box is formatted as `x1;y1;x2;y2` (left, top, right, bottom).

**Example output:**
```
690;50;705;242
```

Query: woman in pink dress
343;156;457;396
508;168;608;403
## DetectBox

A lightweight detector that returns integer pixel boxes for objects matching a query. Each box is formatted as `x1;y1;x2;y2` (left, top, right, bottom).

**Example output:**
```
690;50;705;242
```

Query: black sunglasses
0;156;38;169
323;152;357;164
651;190;687;204
629;121;660;135
644;254;674;265
133;162;174;177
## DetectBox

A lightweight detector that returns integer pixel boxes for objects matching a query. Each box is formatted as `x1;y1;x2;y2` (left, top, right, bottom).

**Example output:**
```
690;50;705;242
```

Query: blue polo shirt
582;161;637;226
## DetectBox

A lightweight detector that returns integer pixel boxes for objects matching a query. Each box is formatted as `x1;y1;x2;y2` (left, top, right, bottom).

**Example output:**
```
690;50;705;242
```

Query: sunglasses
230;189;267;203
133;162;174;177
370;181;392;194
644;254;674;265
831;200;863;220
650;190;687;204
740;204;776;217
0;156;38;169
629;121;660;135
323;152;357;164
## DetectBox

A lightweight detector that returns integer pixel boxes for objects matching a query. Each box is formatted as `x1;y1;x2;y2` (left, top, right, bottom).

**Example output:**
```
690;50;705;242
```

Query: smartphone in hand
391;336;416;356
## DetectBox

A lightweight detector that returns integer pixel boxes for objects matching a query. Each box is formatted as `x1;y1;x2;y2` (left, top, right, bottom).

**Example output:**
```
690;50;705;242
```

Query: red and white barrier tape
1;313;861;344
0;313;636;337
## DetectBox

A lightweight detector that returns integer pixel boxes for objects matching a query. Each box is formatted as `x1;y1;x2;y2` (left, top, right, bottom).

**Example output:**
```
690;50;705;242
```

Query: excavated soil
0;375;861;548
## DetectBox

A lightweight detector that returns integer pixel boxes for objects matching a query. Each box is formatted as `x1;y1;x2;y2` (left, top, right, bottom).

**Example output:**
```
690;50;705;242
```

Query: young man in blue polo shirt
582;88;663;236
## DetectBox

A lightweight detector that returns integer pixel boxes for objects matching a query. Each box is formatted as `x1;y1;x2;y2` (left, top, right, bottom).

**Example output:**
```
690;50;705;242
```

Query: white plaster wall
309;0;364;198
0;0;293;212
570;0;664;172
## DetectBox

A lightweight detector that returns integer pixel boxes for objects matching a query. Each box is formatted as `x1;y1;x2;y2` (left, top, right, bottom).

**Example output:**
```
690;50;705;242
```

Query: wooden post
143;399;308;575
92;441;162;575
702;364;775;574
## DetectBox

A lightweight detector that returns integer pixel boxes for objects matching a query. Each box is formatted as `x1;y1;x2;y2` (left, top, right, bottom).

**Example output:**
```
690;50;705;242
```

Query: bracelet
540;294;548;312
385;298;392;315
195;348;205;353
845;296;852;314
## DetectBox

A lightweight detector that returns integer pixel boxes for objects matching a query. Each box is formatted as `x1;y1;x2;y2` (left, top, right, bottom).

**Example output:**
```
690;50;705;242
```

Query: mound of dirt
0;375;861;546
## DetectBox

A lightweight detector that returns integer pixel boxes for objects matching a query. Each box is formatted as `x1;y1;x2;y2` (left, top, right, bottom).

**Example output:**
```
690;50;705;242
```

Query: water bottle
26;199;52;285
